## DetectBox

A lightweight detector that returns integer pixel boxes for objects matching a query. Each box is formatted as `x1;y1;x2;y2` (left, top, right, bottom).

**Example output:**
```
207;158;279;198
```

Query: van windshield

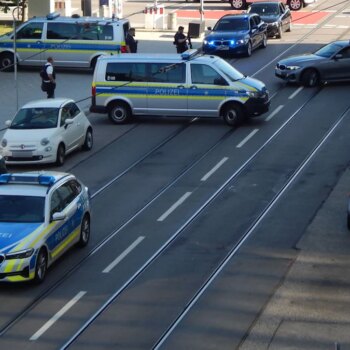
214;59;244;81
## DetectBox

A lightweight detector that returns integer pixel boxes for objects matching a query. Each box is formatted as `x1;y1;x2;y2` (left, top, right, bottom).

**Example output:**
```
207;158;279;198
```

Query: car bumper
245;95;270;117
202;43;248;55
0;148;57;164
275;68;301;83
0;255;36;282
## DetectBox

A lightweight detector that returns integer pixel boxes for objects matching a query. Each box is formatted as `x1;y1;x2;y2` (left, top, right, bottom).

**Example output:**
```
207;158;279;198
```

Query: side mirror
5;120;11;127
52;211;66;221
65;118;73;125
207;26;212;31
334;54;343;60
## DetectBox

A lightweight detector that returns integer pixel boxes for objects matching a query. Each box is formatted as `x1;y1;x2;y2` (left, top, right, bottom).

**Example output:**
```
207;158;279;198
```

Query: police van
90;50;270;127
0;12;130;71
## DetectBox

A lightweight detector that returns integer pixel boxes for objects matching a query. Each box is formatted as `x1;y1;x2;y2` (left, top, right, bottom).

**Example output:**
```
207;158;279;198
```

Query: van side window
191;64;226;85
106;63;147;82
149;63;185;83
79;24;113;40
47;23;80;40
17;23;43;40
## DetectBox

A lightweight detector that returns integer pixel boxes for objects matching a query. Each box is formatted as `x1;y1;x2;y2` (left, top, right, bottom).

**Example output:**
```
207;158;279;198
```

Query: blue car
202;13;268;57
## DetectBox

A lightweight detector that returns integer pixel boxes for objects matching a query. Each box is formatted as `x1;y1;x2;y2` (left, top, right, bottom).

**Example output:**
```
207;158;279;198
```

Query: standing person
41;57;56;99
125;28;138;53
174;26;188;54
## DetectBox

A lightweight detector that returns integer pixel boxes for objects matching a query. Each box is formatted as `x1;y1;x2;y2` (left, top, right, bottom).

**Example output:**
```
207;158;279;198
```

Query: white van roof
28;12;129;25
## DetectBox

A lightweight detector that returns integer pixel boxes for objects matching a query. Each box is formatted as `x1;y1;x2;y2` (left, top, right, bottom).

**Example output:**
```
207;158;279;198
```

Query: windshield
314;43;343;58
214;17;249;32
10;107;59;129
249;4;279;16
215;59;244;81
0;195;45;222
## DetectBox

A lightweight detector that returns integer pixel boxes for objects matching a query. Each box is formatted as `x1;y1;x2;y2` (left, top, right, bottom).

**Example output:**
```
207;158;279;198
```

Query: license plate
12;151;33;158
219;45;229;50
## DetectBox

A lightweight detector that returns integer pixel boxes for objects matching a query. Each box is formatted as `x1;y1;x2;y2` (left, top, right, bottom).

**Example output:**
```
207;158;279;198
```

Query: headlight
6;248;34;259
286;66;300;70
1;139;7;147
41;137;50;146
271;22;279;27
203;40;208;45
237;39;245;45
246;91;260;98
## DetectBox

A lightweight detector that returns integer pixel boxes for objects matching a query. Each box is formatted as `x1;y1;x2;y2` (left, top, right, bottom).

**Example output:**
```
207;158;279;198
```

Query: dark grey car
247;1;291;38
275;40;350;87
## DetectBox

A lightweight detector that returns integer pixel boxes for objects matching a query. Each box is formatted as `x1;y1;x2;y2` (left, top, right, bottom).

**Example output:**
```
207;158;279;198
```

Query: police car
91;49;270;126
0;172;91;283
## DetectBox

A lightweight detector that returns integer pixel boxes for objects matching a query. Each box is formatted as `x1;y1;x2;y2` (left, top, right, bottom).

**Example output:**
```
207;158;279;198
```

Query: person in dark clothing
174;26;188;54
41;57;56;98
0;155;7;174
125;28;138;53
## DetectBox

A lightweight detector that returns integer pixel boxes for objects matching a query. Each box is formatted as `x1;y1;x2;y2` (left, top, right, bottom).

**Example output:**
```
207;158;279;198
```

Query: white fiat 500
0;98;93;166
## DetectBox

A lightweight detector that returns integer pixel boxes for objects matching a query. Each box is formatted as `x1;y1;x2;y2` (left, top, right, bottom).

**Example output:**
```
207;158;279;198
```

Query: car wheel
108;101;132;124
245;41;252;57
56;143;65;166
260;34;267;48
82;128;93;151
301;69;320;87
230;0;246;10
34;248;47;284
223;103;245;127
78;215;90;248
286;20;292;32
287;0;303;11
0;52;15;72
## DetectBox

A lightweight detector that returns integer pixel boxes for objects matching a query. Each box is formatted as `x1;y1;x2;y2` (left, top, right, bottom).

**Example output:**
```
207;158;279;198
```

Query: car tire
82;128;93;151
301;69;320;87
286;20;292;32
287;0;303;11
0;52;15;72
33;248;47;284
230;0;246;10
347;214;350;230
245;41;252;57
78;215;90;248
223;103;245;127
108;101;132;124
260;34;267;48
56;143;65;166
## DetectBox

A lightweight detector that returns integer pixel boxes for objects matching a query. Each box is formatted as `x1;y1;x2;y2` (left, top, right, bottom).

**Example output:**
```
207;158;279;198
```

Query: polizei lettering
154;89;180;95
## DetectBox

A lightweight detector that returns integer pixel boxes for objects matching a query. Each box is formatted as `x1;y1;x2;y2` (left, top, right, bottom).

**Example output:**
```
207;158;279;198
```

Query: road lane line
30;291;86;341
157;192;192;222
201;157;228;182
102;236;145;273
265;105;284;122
236;129;259;148
289;86;304;100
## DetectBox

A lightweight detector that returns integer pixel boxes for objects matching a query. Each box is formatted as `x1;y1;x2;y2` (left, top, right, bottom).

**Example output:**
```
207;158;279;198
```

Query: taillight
92;85;96;97
120;45;127;53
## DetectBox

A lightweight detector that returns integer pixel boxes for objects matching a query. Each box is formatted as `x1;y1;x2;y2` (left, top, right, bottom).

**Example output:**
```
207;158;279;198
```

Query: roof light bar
0;174;56;186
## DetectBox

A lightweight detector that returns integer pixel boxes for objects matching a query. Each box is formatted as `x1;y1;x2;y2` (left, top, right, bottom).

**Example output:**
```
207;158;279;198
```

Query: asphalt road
0;0;350;349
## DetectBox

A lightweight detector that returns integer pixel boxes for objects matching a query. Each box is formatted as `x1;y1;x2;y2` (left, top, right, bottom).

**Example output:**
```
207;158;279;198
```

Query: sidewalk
240;168;350;350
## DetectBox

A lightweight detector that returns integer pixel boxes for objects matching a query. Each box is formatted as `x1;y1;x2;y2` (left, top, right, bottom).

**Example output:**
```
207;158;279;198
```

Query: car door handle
177;85;185;89
36;41;42;44
190;85;197;89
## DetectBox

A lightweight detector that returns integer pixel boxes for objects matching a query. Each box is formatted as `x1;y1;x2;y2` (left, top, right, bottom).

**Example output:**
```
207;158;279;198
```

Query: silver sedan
275;40;350;87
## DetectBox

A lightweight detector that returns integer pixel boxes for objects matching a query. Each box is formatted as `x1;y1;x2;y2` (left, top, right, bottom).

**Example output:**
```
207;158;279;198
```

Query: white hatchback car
0;98;93;166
